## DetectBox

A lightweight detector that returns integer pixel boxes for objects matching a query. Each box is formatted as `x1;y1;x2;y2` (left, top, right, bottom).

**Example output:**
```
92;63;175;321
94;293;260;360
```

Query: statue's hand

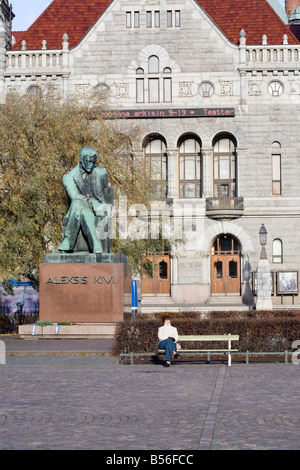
91;199;103;214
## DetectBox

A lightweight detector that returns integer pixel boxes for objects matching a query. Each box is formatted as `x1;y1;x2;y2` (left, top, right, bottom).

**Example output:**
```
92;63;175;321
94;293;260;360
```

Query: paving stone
0;337;300;450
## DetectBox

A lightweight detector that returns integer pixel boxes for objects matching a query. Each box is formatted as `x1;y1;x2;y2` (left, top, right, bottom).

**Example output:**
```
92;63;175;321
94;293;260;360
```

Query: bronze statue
58;146;113;254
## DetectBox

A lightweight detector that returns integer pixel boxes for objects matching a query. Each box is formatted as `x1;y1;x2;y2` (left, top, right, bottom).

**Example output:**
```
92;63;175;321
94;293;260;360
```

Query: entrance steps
207;295;244;306
140;295;249;313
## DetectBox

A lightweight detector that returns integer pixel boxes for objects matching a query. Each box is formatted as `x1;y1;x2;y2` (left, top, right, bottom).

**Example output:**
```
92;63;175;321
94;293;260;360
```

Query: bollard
0;340;6;365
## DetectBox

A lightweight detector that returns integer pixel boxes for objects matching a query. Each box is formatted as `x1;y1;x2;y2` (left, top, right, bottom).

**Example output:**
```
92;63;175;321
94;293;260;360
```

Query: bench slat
178;335;239;341
158;349;238;353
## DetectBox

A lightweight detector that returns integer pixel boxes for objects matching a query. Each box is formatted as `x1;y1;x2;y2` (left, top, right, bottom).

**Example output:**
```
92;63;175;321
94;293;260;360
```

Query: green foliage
115;311;300;354
0;88;172;285
36;320;53;326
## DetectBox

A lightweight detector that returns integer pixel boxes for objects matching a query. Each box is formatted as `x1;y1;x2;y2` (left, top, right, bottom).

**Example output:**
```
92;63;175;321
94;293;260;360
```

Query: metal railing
206;197;244;212
120;350;295;365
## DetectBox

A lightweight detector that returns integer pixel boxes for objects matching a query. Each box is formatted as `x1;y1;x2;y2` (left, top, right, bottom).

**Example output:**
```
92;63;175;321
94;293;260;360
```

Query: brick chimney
286;0;300;17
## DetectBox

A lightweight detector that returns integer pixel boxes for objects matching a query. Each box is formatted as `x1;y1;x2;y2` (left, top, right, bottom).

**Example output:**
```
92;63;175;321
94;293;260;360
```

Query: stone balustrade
6;50;63;69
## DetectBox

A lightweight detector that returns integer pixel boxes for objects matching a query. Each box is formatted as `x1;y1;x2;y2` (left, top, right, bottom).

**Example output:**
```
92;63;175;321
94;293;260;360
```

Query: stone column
166;148;178;199
238;30;247;112
256;256;272;310
201;147;213;197
62;33;70;98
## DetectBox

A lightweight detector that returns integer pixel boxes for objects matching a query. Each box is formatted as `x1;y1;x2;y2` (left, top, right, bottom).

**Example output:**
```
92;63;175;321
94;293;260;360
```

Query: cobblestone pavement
0;336;300;450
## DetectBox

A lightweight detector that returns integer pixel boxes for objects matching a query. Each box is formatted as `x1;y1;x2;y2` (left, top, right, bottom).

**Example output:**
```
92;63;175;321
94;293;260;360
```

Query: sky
11;0;53;31
10;0;287;31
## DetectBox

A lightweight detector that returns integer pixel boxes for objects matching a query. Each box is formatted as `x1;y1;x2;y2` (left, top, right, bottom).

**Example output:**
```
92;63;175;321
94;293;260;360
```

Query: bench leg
228;353;231;367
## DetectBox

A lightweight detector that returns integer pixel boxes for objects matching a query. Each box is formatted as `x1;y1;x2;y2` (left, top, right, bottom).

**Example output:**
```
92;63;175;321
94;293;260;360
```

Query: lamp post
256;223;272;310
259;223;268;260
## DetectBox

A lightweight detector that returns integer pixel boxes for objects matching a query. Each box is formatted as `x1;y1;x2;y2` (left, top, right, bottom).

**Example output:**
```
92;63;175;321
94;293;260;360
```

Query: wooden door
141;255;171;296
211;235;240;295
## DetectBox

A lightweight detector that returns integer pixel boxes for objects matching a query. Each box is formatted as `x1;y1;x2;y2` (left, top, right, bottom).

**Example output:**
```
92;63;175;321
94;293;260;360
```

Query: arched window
144;136;167;200
213;136;237;198
136;57;172;103
272;142;282;195
27;85;42;97
136;68;144;103
273;239;283;263
179;136;201;198
148;56;159;74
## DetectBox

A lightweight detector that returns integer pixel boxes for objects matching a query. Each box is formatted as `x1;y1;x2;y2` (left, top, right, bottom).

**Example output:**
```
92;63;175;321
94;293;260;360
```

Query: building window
136;58;172;103
179;137;201;198
163;77;172;102
155;11;160;28
134;11;140;28
213;136;236;198
272;142;282;195
167;10;180;27
149;78;159;102
273;239;283;263
144;137;167;200
199;81;214;97
126;12;131;28
268;80;283;96
148;55;159;74
27;85;42;97
146;11;160;28
146;11;152;27
136;79;144;103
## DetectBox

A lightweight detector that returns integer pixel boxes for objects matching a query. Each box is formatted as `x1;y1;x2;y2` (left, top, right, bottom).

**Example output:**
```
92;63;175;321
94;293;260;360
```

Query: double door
211;235;241;295
141;255;171;296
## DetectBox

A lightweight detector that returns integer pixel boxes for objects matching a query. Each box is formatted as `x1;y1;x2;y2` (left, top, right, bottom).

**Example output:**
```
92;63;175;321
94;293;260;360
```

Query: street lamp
259;223;267;259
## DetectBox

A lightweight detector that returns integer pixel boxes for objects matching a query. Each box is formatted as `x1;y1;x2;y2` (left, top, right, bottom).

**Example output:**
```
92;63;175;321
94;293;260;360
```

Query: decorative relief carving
220;81;233;96
248;80;262;96
199;81;214;97
115;82;129;99
75;84;90;97
146;0;160;4
289;80;300;95
179;81;193;97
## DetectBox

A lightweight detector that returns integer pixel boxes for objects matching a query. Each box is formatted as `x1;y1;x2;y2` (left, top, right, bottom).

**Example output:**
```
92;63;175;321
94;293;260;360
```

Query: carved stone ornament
289;80;300;95
248;80;262;96
179;81;193;97
220;81;233;96
115;82;129;99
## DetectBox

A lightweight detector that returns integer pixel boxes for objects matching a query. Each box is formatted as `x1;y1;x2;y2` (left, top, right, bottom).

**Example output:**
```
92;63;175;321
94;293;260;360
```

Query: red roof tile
12;31;26;43
197;0;299;45
12;0;299;51
12;0;112;50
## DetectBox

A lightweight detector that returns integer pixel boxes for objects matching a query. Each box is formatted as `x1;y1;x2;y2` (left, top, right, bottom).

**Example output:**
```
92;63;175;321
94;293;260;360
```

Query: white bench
167;334;240;366
121;334;239;366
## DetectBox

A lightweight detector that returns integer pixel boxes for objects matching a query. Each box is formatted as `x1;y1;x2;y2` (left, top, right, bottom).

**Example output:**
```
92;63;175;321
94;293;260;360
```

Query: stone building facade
1;0;300;307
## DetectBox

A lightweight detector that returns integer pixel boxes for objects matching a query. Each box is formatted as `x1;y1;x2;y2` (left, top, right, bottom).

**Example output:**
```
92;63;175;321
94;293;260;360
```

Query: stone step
141;296;175;305
207;295;244;305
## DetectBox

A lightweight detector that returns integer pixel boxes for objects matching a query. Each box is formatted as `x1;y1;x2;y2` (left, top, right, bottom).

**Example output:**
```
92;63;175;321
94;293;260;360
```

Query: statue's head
79;146;98;174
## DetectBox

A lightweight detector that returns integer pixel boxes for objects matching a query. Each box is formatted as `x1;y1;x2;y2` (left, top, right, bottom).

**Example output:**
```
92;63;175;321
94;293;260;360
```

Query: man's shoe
173;352;179;359
58;238;72;252
165;361;171;367
93;242;103;254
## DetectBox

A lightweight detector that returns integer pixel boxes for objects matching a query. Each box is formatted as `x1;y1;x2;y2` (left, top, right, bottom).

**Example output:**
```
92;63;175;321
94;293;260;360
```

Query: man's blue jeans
158;338;176;362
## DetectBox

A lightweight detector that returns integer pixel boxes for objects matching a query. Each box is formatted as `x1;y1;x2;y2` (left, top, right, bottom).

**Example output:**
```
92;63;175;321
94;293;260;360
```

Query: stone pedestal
256;259;273;310
39;253;131;323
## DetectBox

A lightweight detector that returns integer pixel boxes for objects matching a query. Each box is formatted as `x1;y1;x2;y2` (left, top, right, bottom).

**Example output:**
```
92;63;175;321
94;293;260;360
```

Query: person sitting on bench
158;315;179;367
